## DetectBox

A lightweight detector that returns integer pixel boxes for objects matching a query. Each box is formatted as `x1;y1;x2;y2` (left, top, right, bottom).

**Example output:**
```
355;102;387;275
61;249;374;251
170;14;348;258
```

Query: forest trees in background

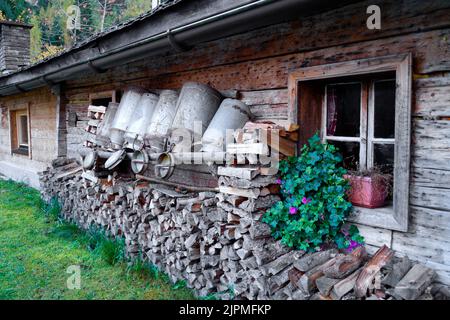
0;0;157;62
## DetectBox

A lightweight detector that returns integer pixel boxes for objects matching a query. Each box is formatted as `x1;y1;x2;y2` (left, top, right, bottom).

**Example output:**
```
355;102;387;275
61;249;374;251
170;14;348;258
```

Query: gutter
0;0;357;96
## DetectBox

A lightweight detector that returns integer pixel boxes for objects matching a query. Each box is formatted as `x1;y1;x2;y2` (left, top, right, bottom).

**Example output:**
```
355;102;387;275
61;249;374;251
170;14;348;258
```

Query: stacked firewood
39;160;448;300
83;105;106;148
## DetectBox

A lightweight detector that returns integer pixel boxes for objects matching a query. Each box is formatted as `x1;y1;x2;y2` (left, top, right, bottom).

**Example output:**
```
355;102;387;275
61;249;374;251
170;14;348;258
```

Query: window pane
328;140;360;171
373;143;394;174
20;115;28;145
326;83;361;137
374;80;396;138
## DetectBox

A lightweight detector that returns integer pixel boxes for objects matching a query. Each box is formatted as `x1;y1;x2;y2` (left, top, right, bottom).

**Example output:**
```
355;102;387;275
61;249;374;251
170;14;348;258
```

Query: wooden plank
249;104;288;120
410;185;450;211
414;85;450;117
87;105;107;113
267;135;296;157
227;143;269;155
217;166;260;180
411;168;450;189
239;89;288;106
218;186;260;199
55;167;83;180
412;148;450;171
353;223;392;248
413;120;450;150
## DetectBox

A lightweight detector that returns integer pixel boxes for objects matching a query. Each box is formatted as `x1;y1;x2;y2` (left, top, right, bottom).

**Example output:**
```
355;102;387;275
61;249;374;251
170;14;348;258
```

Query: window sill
12;147;29;157
347;202;407;232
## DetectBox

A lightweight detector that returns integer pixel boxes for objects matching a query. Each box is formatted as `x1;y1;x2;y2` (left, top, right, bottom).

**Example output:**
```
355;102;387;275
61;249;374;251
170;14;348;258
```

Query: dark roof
0;20;33;28
0;0;184;78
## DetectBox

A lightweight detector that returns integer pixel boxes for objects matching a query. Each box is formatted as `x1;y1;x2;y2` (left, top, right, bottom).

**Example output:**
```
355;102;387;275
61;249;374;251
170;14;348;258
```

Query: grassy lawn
0;179;195;300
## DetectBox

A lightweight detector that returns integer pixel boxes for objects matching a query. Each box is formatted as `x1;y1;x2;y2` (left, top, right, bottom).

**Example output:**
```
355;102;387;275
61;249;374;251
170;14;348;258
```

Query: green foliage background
0;0;154;62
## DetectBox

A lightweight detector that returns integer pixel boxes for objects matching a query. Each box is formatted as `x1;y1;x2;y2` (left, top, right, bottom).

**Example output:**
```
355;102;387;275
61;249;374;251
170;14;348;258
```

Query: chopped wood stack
39;159;446;300
83;105;106;148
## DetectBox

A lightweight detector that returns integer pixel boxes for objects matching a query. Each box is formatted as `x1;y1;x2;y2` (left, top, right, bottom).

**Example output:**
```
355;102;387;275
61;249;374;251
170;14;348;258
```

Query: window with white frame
322;75;396;175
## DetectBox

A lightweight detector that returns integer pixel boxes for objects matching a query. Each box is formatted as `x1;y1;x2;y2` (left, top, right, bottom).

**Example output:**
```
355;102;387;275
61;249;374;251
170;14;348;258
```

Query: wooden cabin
0;0;449;294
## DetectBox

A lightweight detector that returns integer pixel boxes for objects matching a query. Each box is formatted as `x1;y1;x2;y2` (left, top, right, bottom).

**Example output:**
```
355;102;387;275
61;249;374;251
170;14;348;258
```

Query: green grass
0;179;195;300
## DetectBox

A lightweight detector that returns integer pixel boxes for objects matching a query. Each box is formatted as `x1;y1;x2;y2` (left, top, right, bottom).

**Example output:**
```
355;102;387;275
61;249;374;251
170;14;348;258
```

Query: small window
323;77;396;175
10;109;30;156
89;90;116;107
288;54;412;231
17;111;29;147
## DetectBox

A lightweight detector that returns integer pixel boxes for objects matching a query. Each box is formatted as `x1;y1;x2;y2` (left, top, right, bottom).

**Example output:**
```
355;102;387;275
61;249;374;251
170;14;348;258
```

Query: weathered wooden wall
51;0;450;283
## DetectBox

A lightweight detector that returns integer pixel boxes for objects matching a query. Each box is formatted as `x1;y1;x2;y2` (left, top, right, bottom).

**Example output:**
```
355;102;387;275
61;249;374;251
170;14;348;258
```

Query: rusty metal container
171;82;222;135
202;98;251;153
109;86;146;148
124;92;159;150
96;102;119;147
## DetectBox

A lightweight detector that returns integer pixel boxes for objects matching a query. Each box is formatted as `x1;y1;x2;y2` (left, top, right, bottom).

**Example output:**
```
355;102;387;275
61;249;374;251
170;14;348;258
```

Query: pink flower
289;207;298;215
302;197;311;205
346;240;361;252
276;178;282;185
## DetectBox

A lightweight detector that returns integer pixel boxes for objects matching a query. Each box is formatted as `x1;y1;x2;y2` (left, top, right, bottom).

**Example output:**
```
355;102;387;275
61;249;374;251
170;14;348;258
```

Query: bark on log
354;245;394;298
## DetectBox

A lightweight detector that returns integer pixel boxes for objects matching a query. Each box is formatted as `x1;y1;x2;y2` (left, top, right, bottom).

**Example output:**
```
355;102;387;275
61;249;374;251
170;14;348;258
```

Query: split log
249;221;272;240
381;256;412;288
262;251;303;276
294;249;338;272
394;264;436;300
330;268;363;300
299;255;341;294
218;186;260;199
217;166;260;180
316;276;340;296
354;245;394;298
288;267;304;288
322;246;367;279
430;284;450;300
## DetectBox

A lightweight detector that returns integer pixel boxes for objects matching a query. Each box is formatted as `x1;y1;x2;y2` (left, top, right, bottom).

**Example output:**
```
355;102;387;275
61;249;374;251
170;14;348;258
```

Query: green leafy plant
262;133;364;252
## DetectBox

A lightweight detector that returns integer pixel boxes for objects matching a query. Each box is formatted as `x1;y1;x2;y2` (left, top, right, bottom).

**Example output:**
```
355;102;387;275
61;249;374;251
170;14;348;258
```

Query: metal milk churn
145;90;180;152
124;92;159;150
95;102;119;147
170;82;222;153
109;86;146;149
202;98;251;153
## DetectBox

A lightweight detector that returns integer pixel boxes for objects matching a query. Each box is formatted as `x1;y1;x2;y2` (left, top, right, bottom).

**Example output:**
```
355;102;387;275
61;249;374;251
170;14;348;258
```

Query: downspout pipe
0;0;352;96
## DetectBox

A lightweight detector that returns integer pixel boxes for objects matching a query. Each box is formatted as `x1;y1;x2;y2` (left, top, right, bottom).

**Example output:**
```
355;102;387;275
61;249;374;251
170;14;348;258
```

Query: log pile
83;105;106;148
39;159;448;300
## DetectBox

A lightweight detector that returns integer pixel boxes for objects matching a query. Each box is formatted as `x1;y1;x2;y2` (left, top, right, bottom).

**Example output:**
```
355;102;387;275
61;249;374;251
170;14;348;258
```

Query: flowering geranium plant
262;133;364;252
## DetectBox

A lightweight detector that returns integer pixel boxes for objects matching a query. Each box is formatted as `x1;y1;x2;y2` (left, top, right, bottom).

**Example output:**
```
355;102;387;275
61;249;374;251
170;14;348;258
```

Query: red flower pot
344;174;389;209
